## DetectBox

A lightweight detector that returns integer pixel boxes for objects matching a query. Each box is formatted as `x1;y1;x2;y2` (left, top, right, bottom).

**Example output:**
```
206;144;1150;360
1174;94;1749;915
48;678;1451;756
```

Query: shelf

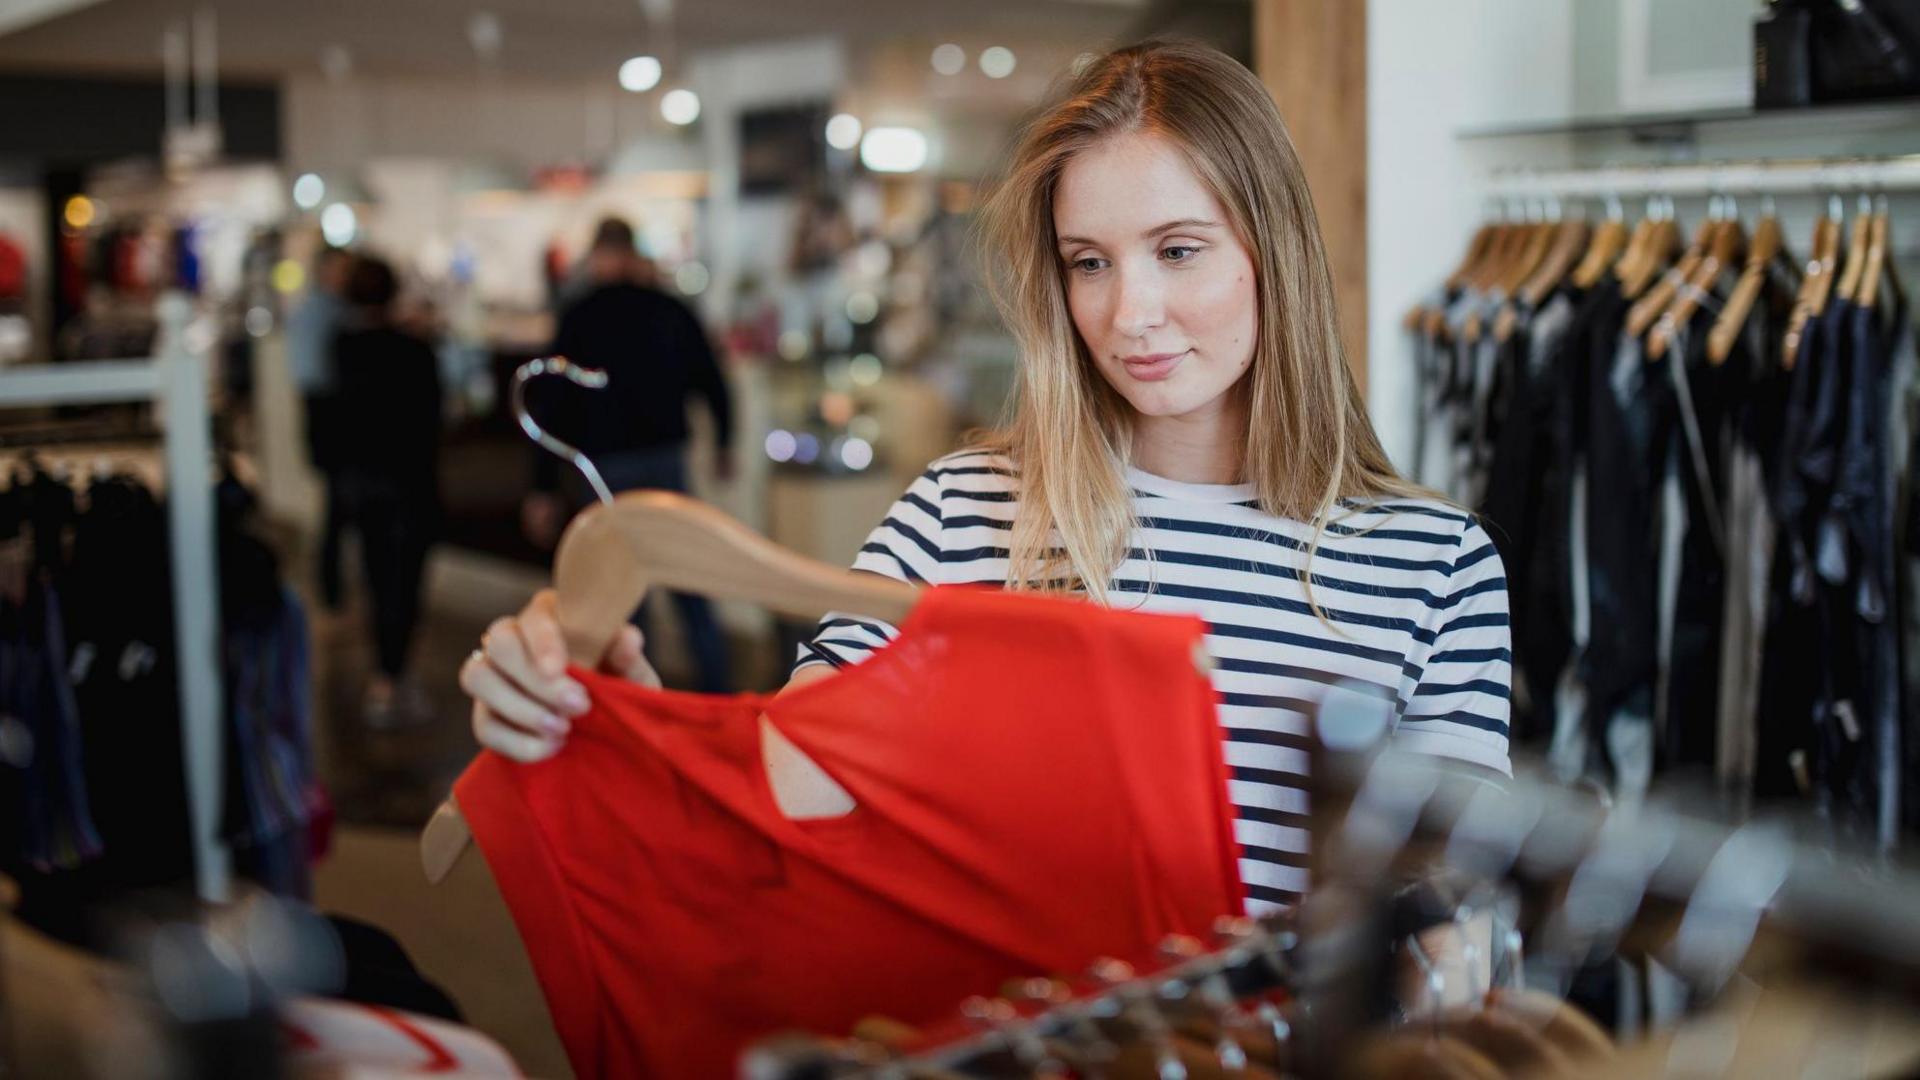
1456;98;1920;140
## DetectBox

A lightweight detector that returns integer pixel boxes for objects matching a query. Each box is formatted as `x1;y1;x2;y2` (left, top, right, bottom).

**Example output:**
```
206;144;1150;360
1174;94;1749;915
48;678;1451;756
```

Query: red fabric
455;586;1244;1079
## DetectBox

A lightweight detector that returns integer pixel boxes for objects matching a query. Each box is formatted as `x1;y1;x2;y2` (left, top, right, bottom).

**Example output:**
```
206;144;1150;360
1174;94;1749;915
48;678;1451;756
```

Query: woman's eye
1162;245;1200;262
1071;257;1106;274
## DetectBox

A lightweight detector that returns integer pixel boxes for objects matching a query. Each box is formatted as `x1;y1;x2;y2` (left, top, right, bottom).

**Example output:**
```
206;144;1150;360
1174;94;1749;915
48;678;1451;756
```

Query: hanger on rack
1569;192;1630;290
1622;195;1683;301
1782;192;1845;367
1407;203;1501;332
1647;190;1748;361
1626;194;1722;337
1706;194;1788;366
1857;192;1901;313
1834;190;1877;303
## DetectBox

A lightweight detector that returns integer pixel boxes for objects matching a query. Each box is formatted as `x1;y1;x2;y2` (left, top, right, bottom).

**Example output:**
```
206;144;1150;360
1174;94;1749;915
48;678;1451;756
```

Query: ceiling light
619;55;661;92
825;113;862;151
320;203;357;247
292;173;325;209
931;43;965;76
859;127;928;174
661;88;700;125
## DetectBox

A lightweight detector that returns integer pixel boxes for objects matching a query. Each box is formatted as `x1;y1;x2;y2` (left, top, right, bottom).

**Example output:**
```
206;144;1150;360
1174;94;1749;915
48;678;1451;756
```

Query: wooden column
1254;0;1368;389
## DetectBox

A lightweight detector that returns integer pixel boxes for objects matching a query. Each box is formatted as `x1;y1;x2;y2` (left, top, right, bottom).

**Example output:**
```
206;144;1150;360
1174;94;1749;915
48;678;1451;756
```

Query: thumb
603;625;662;688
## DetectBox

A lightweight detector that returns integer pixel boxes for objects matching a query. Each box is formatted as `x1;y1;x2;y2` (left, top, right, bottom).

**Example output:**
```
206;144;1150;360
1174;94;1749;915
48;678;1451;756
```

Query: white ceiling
0;0;1243;82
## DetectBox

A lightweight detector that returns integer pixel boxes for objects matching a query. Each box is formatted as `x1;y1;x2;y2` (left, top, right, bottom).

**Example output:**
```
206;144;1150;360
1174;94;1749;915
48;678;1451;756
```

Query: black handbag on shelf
1756;0;1920;108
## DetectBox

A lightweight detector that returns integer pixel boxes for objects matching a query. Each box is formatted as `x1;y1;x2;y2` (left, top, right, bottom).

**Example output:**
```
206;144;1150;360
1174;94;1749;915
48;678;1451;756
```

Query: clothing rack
748;694;1920;1078
1484;152;1920;200
742;916;1298;1079
0;293;227;901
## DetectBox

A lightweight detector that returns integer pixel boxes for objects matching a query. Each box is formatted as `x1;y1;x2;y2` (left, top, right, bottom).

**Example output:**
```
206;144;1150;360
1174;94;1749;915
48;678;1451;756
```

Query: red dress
456;586;1245;1078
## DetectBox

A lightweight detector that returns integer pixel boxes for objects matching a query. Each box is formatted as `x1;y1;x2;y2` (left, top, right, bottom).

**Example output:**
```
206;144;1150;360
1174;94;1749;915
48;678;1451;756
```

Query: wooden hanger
1626;207;1718;335
1466;214;1554;343
1608;209;1656;292
1782;205;1843;368
1619;208;1681;301
1570;195;1630;290
1706;205;1786;365
1491;210;1592;344
1413;215;1497;330
1521;218;1592;307
1647;205;1746;360
1834;194;1875;303
1858;196;1893;312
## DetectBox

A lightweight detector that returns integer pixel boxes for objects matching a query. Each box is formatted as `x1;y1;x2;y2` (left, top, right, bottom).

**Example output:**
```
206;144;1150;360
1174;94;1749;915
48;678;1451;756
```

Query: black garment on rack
1659;307;1737;773
1830;296;1905;839
1479;286;1587;740
1580;285;1667;746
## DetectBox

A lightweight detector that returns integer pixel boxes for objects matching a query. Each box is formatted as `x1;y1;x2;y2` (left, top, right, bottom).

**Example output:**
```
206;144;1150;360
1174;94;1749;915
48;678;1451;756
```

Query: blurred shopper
287;246;353;609
521;216;734;693
333;255;443;725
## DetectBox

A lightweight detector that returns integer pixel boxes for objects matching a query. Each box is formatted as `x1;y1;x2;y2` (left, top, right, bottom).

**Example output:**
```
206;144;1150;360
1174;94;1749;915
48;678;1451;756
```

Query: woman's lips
1120;349;1190;382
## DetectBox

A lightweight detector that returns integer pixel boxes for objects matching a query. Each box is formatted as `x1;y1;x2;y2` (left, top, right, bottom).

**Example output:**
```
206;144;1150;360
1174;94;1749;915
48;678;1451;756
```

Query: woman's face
1053;131;1259;423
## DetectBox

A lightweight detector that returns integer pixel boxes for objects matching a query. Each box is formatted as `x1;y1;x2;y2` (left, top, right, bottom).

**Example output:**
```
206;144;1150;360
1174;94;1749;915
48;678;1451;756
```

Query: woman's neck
1128;391;1249;485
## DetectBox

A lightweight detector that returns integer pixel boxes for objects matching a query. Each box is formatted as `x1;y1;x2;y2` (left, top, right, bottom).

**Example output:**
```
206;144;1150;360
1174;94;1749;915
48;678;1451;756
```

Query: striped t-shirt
794;449;1513;913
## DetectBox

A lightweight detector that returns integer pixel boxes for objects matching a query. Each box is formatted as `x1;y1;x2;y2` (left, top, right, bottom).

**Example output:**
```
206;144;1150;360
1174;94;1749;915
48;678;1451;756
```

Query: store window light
931;43;965;76
825;113;863;151
272;259;305;294
674;261;710;296
661;89;701;126
845;291;879;324
765;429;797;463
292;173;325;209
980;46;1016;79
320;203;358;247
848;353;883;387
793;433;820;465
839;437;874;471
619;55;662;93
63;196;95;230
859;127;928;174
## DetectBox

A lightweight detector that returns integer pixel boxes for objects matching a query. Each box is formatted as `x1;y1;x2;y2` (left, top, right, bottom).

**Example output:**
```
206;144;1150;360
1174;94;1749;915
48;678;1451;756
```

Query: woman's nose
1111;267;1168;338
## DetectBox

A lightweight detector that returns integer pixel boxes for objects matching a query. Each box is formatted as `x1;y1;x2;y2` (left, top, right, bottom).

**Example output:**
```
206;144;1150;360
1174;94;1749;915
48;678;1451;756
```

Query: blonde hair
976;38;1431;601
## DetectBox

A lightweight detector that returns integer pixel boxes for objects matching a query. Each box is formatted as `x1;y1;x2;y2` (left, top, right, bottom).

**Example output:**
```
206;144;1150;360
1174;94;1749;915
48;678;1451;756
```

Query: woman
458;40;1511;914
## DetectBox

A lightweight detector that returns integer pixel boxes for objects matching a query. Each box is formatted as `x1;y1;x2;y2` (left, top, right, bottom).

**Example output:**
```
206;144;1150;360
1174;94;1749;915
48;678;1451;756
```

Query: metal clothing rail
0;295;227;902
1485;152;1920;200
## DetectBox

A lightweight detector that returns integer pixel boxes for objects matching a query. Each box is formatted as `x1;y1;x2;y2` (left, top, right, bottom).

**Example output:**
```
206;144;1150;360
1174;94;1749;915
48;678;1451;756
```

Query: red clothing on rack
456;586;1244;1079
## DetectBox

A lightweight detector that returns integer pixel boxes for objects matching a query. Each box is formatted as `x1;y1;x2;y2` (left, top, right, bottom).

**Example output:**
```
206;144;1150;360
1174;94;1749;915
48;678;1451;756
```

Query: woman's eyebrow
1056;219;1223;248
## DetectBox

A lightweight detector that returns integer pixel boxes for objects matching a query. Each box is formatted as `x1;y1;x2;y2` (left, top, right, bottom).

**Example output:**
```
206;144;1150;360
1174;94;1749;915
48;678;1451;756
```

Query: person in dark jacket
521;217;734;693
333;255;443;724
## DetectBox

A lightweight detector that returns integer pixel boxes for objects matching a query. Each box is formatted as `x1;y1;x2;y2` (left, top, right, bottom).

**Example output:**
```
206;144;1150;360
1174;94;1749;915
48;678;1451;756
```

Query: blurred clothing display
1414;200;1913;849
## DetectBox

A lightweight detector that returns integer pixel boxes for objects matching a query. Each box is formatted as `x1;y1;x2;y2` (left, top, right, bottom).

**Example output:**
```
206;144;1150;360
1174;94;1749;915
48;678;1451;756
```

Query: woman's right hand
458;589;660;762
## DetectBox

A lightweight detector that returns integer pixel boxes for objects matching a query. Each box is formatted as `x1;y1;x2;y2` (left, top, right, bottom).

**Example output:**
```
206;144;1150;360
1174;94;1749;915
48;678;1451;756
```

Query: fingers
460;650;571;738
479;614;588;716
603;625;663;688
519;590;570;680
470;697;562;763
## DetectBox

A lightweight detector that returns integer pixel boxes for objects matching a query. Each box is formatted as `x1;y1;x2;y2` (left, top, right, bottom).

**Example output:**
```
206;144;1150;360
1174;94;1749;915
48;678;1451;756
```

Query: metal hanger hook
512;356;616;507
